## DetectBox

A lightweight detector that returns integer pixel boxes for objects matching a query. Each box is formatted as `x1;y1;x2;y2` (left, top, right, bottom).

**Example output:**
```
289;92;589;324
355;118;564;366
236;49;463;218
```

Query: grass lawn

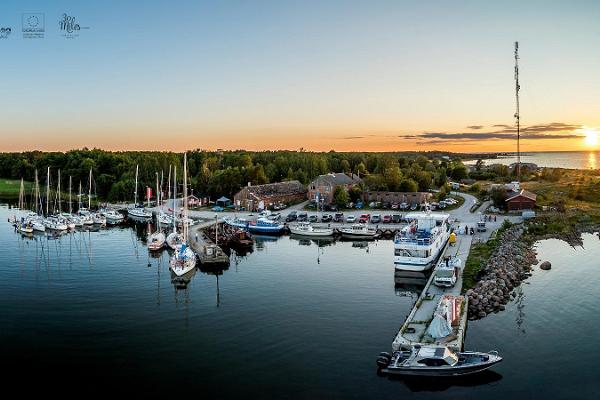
0;179;32;197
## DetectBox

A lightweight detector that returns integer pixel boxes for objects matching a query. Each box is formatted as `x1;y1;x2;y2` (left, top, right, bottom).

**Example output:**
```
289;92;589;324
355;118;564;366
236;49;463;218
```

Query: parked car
321;214;332;222
410;203;417;211
383;215;392;223
370;214;381;224
297;212;308;222
285;211;298;222
400;202;408;210
355;202;364;209
333;212;344;222
438;202;447;209
346;215;357;223
309;215;318;223
358;213;370;223
391;203;399;210
392;214;402;223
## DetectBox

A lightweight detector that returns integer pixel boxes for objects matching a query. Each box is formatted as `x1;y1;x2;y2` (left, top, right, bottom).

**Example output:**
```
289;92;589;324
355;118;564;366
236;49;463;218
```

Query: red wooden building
505;189;536;211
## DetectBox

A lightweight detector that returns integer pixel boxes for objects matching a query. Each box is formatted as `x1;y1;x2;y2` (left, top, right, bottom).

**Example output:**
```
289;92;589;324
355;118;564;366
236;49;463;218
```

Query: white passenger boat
289;221;334;237
394;212;451;272
341;224;378;240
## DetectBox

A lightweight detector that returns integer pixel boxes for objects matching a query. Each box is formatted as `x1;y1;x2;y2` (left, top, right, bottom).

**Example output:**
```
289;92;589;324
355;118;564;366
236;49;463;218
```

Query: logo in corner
59;13;89;39
22;13;45;39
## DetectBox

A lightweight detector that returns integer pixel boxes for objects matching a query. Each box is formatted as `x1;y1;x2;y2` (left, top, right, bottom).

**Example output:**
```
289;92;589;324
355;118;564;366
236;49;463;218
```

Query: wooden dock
391;232;474;352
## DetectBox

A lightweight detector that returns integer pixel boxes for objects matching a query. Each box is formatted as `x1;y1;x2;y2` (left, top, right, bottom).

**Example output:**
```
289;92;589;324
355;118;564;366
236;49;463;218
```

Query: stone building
234;180;306;211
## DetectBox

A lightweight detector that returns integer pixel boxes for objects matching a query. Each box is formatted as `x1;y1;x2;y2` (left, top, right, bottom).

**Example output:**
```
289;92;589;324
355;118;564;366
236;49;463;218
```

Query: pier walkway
392;231;473;352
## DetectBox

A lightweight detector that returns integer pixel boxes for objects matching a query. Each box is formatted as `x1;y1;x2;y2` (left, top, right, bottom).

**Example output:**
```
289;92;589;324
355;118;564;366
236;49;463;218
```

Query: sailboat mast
34;170;39;214
46;167;50;216
79;181;82;211
135;164;139;207
58;169;62;214
514;41;521;182
69;176;72;214
183;153;188;242
173;165;177;233
19;178;24;209
155;172;160;232
88;168;92;209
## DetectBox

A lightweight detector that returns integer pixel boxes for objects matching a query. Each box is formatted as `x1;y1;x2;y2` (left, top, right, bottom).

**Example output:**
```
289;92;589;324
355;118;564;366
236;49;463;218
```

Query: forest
0;149;470;202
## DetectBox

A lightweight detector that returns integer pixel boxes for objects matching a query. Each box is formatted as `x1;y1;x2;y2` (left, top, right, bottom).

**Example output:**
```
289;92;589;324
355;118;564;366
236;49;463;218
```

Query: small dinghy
377;345;502;377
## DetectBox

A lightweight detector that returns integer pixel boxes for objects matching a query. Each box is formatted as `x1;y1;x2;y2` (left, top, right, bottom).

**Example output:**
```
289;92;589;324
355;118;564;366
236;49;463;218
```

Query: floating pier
392;232;473;352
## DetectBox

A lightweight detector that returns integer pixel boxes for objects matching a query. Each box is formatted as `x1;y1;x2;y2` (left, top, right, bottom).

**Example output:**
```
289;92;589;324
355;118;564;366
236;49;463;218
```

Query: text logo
0;27;11;39
22;13;45;39
59;13;89;38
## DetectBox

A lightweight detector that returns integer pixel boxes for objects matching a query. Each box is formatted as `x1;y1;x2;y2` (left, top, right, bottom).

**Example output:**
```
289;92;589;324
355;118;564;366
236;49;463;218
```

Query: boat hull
289;228;334;237
382;358;502;377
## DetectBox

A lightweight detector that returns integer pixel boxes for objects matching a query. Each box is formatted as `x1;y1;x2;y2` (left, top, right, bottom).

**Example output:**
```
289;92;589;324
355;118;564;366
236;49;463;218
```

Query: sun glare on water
584;128;599;147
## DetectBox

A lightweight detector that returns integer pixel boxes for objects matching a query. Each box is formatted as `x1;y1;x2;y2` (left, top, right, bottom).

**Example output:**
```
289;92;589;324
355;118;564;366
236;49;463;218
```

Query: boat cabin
410;346;458;367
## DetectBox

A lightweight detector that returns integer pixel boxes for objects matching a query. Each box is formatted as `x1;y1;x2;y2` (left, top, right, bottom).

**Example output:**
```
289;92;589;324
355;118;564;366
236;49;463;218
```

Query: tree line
0;149;469;202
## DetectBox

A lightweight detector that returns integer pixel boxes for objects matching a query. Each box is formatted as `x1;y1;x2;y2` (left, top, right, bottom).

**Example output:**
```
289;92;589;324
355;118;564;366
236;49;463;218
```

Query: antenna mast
514;41;521;182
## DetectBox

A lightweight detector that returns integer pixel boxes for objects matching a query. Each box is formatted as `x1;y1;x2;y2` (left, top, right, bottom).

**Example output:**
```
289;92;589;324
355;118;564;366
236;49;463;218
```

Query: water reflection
384;370;503;392
394;271;427;298
589;151;597;170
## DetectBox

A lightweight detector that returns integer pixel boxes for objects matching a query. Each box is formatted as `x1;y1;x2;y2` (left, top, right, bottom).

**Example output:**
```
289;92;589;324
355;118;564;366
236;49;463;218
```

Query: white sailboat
169;154;197;276
128;164;153;219
77;180;94;225
147;173;166;251
27;170;46;232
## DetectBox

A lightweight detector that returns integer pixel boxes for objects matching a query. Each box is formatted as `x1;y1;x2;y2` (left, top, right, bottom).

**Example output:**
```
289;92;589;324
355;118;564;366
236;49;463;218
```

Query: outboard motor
376;356;390;368
378;352;392;360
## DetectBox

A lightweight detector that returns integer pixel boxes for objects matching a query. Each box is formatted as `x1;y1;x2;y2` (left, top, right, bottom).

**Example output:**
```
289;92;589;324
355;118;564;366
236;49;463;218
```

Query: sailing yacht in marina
147;173;166;251
169;154;197;276
166;165;183;250
128;164;153;220
393;212;451;272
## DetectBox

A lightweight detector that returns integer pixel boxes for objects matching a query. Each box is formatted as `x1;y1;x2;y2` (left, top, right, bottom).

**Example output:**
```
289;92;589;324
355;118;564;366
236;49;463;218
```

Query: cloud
400;122;584;144
466;125;484;130
341;136;365;140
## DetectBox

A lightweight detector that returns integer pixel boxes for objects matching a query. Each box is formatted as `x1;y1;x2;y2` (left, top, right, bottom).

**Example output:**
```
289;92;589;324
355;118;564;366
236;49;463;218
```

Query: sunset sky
1;0;599;153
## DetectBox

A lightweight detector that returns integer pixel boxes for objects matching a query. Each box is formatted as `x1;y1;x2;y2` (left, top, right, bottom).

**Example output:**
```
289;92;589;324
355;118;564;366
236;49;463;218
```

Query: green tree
332;186;349;208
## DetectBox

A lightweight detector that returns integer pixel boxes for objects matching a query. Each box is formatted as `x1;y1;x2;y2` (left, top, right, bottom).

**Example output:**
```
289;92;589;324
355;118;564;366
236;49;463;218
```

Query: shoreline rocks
539;261;551;270
467;225;538;321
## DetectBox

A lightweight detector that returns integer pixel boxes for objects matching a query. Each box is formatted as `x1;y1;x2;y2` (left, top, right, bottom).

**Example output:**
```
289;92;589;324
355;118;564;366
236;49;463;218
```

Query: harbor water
1;204;598;398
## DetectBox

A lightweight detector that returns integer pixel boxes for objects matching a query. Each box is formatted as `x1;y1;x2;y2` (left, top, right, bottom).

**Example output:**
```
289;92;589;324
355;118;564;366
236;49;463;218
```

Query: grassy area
462;220;512;291
0;179;32;198
522;168;600;210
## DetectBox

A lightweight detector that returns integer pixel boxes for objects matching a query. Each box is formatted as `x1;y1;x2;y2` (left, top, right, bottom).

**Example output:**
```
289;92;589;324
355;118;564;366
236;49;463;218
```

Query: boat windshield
436;268;454;278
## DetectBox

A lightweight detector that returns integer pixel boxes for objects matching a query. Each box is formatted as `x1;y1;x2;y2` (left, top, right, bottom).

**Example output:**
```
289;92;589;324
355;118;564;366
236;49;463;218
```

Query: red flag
146;187;153;200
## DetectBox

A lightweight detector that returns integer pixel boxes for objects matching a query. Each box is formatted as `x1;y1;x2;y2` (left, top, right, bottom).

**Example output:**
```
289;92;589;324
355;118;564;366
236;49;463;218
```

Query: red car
382;215;393;223
358;213;370;223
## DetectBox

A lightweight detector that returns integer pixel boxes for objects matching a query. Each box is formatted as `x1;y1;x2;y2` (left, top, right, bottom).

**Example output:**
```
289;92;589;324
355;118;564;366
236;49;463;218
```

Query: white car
346;215;357;223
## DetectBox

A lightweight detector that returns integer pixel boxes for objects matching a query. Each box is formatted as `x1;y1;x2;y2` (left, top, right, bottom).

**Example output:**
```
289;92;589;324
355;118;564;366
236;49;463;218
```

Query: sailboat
128;164;153;219
43;168;68;231
147;173;166;251
169;154;197;276
83;169;106;225
27;170;46;232
166;165;183;249
77;181;94;226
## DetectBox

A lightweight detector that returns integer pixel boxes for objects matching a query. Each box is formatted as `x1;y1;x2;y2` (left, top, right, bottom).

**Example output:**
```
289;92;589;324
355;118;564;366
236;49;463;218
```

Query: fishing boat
289;221;334;237
393;212;451;272
169;154;197;276
433;256;462;288
128;165;152;219
247;218;285;235
376;345;502;376
341;224;378;240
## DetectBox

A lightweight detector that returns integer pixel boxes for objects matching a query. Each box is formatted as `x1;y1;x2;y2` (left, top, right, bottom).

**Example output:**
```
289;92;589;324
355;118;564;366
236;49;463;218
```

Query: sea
1;204;599;399
464;151;599;170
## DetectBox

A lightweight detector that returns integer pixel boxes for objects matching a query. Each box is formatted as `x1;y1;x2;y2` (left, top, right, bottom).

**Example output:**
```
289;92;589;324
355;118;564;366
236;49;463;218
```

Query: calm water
465;151;600;170
1;204;599;398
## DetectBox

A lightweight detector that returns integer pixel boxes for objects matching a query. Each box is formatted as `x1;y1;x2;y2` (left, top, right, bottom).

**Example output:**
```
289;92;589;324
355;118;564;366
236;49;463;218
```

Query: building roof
506;189;537;202
312;172;361;186
240;180;306;198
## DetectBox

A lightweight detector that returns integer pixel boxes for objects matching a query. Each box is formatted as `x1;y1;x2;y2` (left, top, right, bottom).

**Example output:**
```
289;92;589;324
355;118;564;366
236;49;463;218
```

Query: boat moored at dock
394;212;451;272
289;221;334;237
341;224;378;240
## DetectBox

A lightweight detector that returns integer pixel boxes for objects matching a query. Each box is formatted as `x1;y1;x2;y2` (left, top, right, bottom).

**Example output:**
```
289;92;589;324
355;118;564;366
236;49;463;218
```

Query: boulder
540;261;552;270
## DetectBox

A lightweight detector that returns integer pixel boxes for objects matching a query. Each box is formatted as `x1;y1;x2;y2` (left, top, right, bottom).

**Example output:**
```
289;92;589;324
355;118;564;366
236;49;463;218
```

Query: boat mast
69;176;72;214
88;168;92;209
134;164;139;207
58;169;62;214
183;153;188;243
34;170;39;215
46;167;50;216
173;165;177;233
155;172;160;233
78;181;82;211
19;178;24;209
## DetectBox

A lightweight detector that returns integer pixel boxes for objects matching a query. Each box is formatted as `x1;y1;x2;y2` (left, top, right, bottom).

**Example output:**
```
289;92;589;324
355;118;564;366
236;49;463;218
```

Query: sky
1;0;599;153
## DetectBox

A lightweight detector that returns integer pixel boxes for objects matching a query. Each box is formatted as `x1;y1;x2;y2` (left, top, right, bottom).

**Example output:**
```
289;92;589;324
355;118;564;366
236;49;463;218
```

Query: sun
584;128;599;147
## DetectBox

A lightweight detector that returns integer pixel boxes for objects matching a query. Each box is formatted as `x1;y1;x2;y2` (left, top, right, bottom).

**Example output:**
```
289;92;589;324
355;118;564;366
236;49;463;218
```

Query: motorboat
341;224;378;240
394;212;451;272
289;221;334;237
433;256;462;288
92;213;107;225
247;218;285;234
102;209;124;224
377;345;502;376
128;206;152;219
